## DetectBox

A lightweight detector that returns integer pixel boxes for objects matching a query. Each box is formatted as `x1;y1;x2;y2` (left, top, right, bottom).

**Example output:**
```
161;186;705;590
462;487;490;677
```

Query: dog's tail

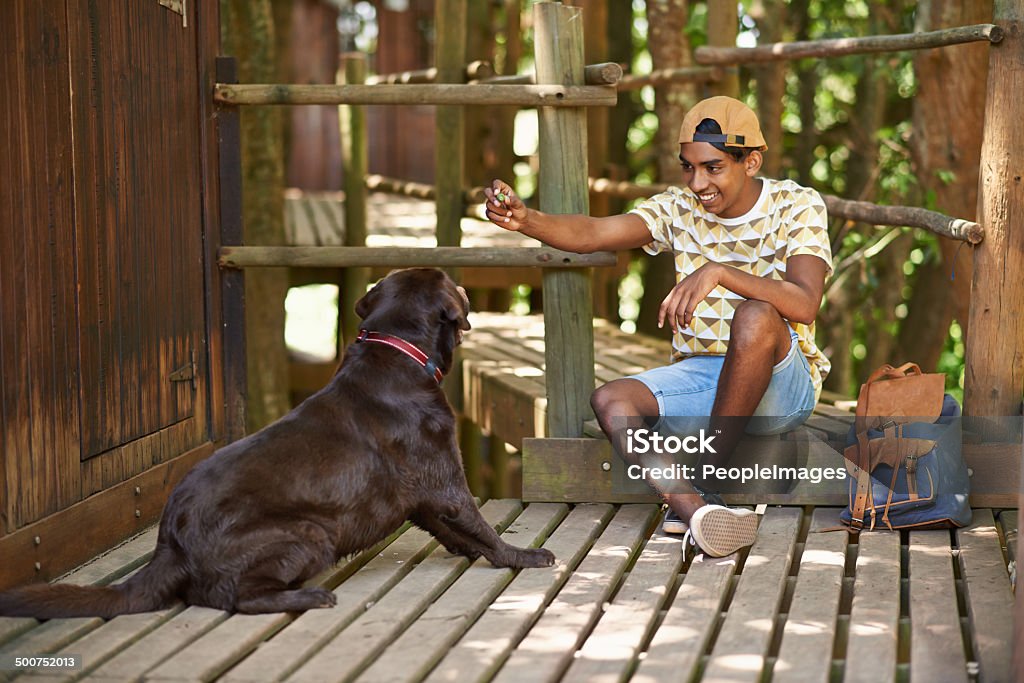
0;544;185;619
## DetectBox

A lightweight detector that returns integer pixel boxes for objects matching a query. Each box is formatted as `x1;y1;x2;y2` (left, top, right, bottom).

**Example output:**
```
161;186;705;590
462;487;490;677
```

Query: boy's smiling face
679;141;764;219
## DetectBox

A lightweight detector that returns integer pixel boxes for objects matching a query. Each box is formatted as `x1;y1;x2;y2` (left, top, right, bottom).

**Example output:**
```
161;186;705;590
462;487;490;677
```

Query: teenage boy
484;96;832;557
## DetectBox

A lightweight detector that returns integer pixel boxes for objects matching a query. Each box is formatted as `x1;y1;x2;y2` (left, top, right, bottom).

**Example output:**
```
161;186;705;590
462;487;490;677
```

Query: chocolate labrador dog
0;268;554;618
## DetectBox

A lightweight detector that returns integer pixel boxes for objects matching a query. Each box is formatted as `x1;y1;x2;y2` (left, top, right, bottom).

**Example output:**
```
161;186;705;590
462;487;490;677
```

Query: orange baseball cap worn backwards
678;96;768;151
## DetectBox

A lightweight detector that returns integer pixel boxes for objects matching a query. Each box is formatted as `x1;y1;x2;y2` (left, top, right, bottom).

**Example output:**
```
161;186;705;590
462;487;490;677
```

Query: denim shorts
629;330;816;436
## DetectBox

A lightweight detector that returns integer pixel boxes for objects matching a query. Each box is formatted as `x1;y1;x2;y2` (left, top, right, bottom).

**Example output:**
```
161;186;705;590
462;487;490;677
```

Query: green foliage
616;1;964;394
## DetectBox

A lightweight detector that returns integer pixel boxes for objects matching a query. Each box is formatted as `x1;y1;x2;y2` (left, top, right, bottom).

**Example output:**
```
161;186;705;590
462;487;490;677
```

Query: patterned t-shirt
629;178;833;396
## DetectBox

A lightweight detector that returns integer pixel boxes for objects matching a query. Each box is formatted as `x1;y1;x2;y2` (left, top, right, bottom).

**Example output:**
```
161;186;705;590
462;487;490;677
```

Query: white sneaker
662;509;689;535
684;505;758;557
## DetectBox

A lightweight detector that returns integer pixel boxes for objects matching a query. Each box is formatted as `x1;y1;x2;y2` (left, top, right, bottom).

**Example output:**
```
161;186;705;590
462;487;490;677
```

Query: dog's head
355;268;471;374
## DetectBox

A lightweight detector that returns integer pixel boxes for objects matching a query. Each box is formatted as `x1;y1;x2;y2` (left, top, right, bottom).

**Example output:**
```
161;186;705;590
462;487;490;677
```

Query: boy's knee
590;383;618;419
730;300;782;348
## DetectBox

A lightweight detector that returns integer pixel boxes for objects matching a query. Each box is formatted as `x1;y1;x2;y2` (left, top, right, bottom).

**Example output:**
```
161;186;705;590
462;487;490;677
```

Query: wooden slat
0;618;103;679
490;504;659;682
0;619;36;650
26;606;186;683
908;530;968;682
281;500;526;683
86;607;229;680
956;509;1013;683
129;524;418;682
560;530;684;682
58;527;157;587
0;0;80;532
843;531;901;682
772;508;848;683
213;82;618;107
701;507;801;682
221;500;517;683
631;551;739;682
344;503;569;683
423;504;616;683
219;245;616;269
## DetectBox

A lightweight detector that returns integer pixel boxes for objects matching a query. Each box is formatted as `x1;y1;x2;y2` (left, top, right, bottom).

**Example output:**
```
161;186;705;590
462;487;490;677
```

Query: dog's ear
355;285;379;320
442;289;471;331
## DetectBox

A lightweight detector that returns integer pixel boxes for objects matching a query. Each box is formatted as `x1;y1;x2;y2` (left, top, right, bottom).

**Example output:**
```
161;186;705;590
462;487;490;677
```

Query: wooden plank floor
0;503;1015;682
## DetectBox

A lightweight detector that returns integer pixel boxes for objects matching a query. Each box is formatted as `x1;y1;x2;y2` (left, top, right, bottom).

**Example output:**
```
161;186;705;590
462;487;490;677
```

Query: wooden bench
453;313;1019;509
0;501;1014;681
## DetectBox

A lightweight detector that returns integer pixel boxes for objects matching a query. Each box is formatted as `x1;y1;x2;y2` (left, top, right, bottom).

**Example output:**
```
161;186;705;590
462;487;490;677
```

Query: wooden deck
0;501;1015;682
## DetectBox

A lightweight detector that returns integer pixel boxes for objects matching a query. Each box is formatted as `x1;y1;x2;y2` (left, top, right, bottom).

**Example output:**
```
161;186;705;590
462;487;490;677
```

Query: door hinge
169;350;196;391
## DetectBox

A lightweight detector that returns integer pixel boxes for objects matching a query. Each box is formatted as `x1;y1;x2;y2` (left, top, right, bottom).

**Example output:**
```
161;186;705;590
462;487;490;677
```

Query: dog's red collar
355;330;444;384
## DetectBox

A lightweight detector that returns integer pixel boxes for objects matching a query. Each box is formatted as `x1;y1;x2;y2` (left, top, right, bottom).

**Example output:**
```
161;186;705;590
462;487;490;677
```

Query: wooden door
0;0;213;530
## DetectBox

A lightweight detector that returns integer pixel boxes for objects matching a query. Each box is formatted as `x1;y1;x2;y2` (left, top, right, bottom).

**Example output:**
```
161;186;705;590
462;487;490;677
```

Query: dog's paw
305;587;337;609
513;548;556;568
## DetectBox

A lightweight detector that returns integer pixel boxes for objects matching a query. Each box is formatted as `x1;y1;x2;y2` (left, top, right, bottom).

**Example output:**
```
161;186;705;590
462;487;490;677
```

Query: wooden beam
364;60;493;85
365;174;486;203
822;195;984;243
964;1;1024;419
212;83;617;107
218;246;618;269
476;61;624;86
696;23;1003;66
586;177;984;242
534;2;595;439
617;66;723;91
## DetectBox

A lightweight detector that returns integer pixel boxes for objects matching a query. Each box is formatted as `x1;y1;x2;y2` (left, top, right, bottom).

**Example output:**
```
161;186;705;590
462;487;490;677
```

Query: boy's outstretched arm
484;179;653;254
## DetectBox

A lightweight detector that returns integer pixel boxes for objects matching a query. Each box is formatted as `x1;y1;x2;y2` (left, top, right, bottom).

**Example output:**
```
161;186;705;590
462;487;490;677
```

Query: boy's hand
484;180;528;232
658;263;723;332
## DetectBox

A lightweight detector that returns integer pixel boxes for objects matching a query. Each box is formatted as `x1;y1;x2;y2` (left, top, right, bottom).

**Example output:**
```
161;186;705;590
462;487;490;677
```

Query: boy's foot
662;508;689;535
684;505;758;557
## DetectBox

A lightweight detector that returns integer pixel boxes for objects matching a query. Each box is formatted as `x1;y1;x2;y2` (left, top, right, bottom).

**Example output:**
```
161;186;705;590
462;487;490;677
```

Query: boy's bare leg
592;300;795;523
697;301;794;490
591;380;705;520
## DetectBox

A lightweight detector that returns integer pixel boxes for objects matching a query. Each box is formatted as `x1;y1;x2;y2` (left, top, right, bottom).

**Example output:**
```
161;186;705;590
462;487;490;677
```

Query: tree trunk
222;0;290;432
790;0;818;186
464;1;494;188
706;0;739;97
896;0;991;370
750;0;787;179
636;0;694;337
605;0;638;215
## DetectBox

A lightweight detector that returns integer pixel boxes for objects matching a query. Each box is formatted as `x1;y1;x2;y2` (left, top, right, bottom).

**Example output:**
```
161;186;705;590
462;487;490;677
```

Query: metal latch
169;350;196;391
157;0;188;28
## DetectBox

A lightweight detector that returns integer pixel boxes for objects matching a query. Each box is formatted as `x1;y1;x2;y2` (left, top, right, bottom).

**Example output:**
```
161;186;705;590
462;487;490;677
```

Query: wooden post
434;0;466;253
339;53;369;348
215;57;248;443
964;0;1024;421
706;1;740;97
534;2;595;438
